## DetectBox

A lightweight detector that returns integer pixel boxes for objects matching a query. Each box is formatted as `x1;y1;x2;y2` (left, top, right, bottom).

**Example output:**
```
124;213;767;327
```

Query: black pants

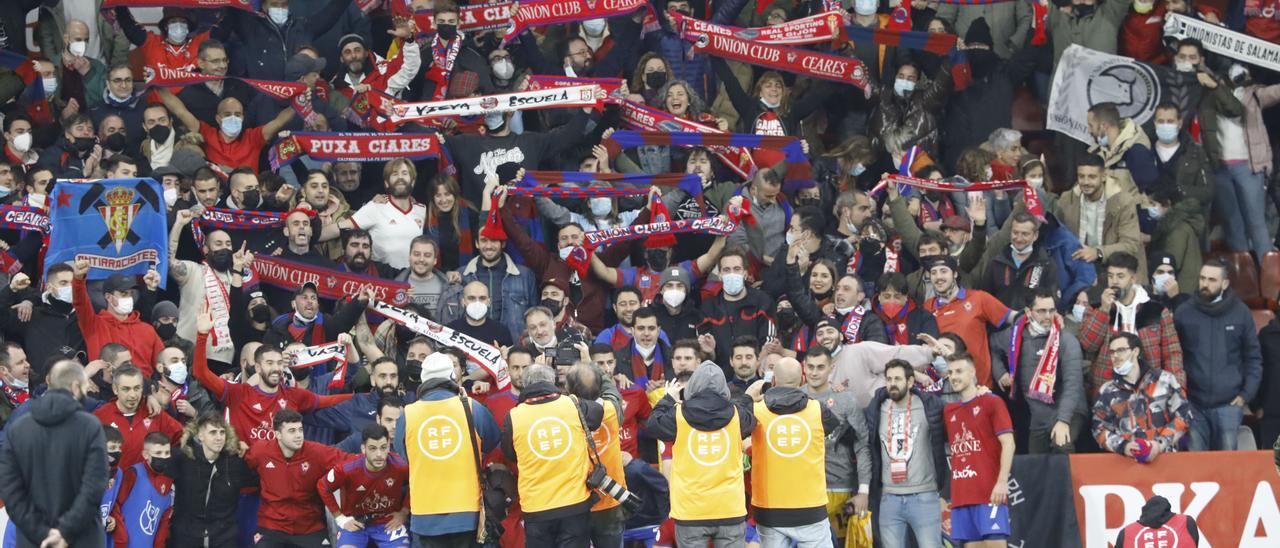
253;528;329;548
415;530;478;548
525;514;591;548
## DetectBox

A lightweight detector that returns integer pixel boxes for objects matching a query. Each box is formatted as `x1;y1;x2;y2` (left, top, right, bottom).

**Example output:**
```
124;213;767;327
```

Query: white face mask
589;197;612;217
582;18;607;36
268;7;290;25
68;40;87;57
164;187;179;207
894;78;916;97
1112;358;1135;377
1175;61;1195;73
28;193;46;208
721;273;745;295
492;59;515;80
932;355;949;375
465;301;489;321
1071;303;1086;323
167;22;190;44
1025;176;1044;188
662;288;686;308
558;246;574;261
1152;272;1173;295
10;133;32;153
634;343;656;358
1010;243;1034;256
854;0;878;16
167;361;189;385
54;286;73;303
761;97;781;109
114;296;135;315
42;77;58;96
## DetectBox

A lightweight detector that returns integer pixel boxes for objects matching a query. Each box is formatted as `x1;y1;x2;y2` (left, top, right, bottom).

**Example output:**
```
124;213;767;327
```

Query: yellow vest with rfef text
404;397;481;515
670;404;746;522
509;396;592;514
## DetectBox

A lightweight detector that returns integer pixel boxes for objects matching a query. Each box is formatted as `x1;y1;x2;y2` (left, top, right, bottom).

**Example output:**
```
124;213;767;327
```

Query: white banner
1164;13;1280;73
369;300;511;391
390;85;604;124
1047;45;1164;144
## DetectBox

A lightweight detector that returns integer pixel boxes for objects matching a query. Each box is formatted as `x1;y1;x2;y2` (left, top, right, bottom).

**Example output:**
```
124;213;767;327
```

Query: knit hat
644;192;678;249
420;353;456;383
964;18;994;48
338;33;368;52
152;301;179;321
1149;251;1177;276
685;361;730;400
659;266;691;290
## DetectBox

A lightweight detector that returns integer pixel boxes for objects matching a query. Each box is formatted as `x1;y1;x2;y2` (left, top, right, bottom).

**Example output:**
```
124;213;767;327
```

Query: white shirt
350;200;427;269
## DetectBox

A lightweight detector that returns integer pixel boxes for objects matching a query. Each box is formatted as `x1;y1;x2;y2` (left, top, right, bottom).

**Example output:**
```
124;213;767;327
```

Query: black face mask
860;238;883;256
775;307;799;332
155;323;177;341
437;24;458;41
796;197;821;209
74;136;96;154
107;450;122;469
250;304;271;323
148;124;172;143
240;190;261;208
149;456;172;476
104;133;127;153
646;249;670;271
207;248;233;271
293;365;311;381
540;298;563;317
645;71;668;90
968;50;998;79
476;33;500;54
1073;4;1096;18
403;359;423;382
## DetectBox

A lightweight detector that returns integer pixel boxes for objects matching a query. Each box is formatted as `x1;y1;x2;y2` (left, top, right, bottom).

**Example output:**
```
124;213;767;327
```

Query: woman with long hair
817;135;877;194
627;53;674;105
169;413;254;548
425;174;478;271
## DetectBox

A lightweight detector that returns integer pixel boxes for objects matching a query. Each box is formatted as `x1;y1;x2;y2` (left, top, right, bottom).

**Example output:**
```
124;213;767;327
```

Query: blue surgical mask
721;273;745;295
42;77;57;96
1145;205;1164;220
1155;123;1179;144
268;7;290;25
167;22;190;44
1095;133;1109;147
0;187;10;199
894;78;916;97
850;163;866;177
220;115;243;137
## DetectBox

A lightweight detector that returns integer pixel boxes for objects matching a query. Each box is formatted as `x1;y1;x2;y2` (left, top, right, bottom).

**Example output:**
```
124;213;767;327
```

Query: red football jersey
219;383;321;446
944;394;1012;507
619;388;653;458
318;454;409;524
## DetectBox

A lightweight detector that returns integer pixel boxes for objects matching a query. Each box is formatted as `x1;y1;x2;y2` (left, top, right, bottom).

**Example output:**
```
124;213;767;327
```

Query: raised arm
157;88;201;134
194;317;230;401
259;106;297;142
113;7;151;47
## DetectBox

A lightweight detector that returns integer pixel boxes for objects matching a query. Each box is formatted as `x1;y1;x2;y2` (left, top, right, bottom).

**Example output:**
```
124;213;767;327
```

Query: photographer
565;360;639;548
501;364;604;547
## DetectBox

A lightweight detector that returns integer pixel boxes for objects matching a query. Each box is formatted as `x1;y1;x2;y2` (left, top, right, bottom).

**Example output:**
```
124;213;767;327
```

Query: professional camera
546;338;583;366
586;463;643;514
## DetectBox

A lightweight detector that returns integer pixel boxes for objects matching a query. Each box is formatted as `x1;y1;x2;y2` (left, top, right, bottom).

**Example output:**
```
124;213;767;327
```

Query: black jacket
873;301;939;344
650;302;704;345
261;296;367;349
169;438;257;546
0;389;108;548
863;386;947;543
980;244;1059;310
0;290;83;381
940;43;1040;170
699;289;776;366
222;0;353;80
784;262;889;344
648;388;756;526
753;387;840;528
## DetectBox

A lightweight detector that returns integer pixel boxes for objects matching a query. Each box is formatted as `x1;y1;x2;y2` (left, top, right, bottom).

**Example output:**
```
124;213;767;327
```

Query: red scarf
877;300;915;345
103;0;255;10
269;132;442;170
505;0;652;43
875;174;1045;219
1008;315;1061;404
630;341;664;388
681;23;869;90
1245;0;1280;20
672;10;849;46
619;100;757;181
425;35;461;101
251;255;412;306
841;306;866;343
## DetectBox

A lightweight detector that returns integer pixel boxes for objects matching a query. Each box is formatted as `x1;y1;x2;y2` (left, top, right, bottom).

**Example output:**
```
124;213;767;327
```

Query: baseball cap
285;53;326;82
941;215;971;233
103;274;137;293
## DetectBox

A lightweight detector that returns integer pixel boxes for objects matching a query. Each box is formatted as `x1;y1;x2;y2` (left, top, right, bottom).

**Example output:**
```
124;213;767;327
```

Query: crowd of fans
0;0;1278;547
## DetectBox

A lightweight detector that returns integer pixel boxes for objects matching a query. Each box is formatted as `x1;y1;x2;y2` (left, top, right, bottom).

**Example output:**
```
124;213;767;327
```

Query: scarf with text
527;76;626;104
190;207;287;247
391;85;604;124
103;0;256;11
424;33;462;102
841;306;866;343
0;205;50;233
606;130;814;191
252;254;412;306
842;25;971;90
1245;0;1280;20
877;174;1045;218
287;341;349;391
1007;315;1061;404
413;4;514;35
673;10;850;46
202;264;234;351
269;132;443;170
583;215;738;250
370;299;511;390
144;66;320;126
518;171;705;197
682;25;869;90
504;0;652;42
619;101;758;181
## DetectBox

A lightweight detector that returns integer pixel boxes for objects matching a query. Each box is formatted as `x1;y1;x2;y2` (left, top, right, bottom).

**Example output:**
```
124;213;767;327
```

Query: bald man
447;281;515;348
749;356;841;547
157;89;294;174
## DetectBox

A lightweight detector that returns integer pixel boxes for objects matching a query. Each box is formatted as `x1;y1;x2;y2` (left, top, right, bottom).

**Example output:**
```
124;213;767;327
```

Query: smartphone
763;370;774;384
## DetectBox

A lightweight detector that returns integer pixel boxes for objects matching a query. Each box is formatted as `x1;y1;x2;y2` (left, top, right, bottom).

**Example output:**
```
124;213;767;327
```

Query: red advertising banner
1069;451;1280;547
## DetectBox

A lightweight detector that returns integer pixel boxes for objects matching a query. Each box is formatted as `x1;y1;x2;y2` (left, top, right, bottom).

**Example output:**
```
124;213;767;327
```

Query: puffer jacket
1173;290;1263;409
868;68;952;157
643;0;749;100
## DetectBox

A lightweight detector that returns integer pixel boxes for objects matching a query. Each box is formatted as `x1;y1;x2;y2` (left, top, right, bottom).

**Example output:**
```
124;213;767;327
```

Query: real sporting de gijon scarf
680;20;869;90
269;132;443;170
252;254;413;307
672;9;850;46
370;299;511;391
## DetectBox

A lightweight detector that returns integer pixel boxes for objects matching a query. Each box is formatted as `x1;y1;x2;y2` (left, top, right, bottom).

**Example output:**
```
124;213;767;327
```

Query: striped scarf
630;342;665;389
606;130;814;191
842;25;971;90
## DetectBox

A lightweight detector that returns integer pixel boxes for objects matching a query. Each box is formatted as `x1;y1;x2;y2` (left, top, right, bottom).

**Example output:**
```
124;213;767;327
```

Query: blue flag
46;178;169;287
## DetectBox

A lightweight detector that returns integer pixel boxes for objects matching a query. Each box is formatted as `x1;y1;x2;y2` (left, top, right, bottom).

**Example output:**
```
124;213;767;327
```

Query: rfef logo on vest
527;416;574;460
765;415;812;458
416;415;464;460
688;427;731;466
1131;524;1182;548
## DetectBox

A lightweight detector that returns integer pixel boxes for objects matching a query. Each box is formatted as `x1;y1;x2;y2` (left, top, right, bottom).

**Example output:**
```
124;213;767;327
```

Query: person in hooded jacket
1113;495;1200;547
648;361;757;547
0;360;108;548
170;413;257;548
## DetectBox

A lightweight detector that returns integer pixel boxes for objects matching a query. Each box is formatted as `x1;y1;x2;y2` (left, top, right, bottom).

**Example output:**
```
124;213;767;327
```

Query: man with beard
802;346;871;546
1174;260;1262;451
865;359;947;548
307;357;405;452
337;229;397;278
922;255;1013;389
218;169;295;212
323;159;426;270
819;314;936;409
942;354;1016;548
168;226;246;369
318;424;411;548
446;281;514;348
195;309;354;447
299;170;351;260
247;409;355;547
331;31;421;130
263;283;369;349
461;233;539;341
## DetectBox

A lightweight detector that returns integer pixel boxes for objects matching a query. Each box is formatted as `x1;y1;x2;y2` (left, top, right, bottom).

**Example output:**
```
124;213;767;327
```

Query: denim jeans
878;491;943;548
758;520;833;548
1190;403;1245;451
589;507;625;548
674;522;746;548
1214;162;1273;261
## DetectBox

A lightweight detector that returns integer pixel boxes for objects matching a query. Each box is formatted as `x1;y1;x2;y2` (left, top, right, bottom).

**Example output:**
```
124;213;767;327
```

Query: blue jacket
462;253;538;341
1174;290;1264;408
393;385;499;536
1042;215;1097;312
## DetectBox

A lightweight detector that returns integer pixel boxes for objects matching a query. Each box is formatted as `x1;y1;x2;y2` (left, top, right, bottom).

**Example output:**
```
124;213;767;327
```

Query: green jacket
1046;0;1131;66
1154;132;1215;221
1150;202;1203;296
1195;82;1246;167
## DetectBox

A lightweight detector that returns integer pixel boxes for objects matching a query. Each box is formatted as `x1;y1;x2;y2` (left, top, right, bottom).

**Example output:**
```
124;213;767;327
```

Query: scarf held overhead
390;85;604;124
518;171;705;196
102;0;257;10
287;341;350;391
252;254;412;306
682;23;869;90
842;25;970;90
876;174;1044;218
504;0;653;42
584;215;738;249
672;10;849;46
619;100;758;181
527;76;626;104
413;4;514;35
606;130;814;191
370;299;511;391
269;132;443;170
144;66;318;125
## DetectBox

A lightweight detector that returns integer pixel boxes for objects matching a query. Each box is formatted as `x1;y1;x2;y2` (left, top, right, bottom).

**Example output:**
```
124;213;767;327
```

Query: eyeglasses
108;77;133;85
1109;346;1132;353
